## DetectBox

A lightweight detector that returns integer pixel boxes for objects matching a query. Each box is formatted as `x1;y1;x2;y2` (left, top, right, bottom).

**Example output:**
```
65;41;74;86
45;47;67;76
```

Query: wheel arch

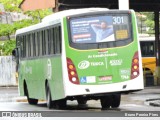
143;67;153;75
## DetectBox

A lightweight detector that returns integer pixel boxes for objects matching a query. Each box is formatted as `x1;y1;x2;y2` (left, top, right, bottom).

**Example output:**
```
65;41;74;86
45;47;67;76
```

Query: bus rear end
63;9;144;108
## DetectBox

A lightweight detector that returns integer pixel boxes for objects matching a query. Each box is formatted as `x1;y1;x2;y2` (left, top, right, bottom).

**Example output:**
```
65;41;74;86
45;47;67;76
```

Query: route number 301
113;17;124;24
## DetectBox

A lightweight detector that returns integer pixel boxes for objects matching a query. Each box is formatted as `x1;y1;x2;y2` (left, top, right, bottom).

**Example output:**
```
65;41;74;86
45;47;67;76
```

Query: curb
14;97;46;103
146;98;160;101
0;85;18;88
13;97;27;102
149;101;160;107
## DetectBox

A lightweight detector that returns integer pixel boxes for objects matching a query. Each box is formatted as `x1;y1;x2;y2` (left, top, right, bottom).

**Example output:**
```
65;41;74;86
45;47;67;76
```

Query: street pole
118;0;129;10
53;0;59;12
155;11;160;85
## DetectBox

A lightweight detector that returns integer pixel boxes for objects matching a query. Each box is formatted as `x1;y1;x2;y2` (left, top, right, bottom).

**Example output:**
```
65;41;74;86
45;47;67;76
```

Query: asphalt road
0;86;160;111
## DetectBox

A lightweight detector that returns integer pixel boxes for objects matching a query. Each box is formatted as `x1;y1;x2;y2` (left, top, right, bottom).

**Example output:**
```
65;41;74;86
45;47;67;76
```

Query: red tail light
131;51;139;79
67;58;79;84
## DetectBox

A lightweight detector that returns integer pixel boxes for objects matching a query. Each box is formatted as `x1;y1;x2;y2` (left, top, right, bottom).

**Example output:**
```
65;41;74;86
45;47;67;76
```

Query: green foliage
13;19;39;31
145;22;154;34
0;0;22;12
0;23;14;37
0;19;37;40
0;0;53;55
141;12;155;34
25;9;52;22
0;39;16;55
142;12;154;21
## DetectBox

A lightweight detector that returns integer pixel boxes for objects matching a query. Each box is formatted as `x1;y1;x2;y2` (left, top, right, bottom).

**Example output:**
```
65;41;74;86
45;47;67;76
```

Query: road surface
0;86;160;111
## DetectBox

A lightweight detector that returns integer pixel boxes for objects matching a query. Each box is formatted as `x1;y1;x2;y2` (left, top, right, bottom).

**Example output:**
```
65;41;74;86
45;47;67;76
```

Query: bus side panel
49;56;66;101
18;56;65;101
18;60;26;96
19;59;45;99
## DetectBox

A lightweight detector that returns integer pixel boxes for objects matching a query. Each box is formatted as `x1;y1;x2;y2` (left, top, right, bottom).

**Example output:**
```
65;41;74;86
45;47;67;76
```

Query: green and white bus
13;8;144;109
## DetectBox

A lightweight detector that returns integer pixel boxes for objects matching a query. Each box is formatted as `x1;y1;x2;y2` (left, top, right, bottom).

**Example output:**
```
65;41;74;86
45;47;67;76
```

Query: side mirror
12;49;16;57
12;48;17;57
12;48;18;61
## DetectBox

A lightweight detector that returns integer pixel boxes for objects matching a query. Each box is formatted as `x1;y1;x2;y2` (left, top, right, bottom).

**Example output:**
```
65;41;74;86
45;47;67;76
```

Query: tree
142;12;155;34
0;0;52;55
0;40;15;55
0;0;22;12
0;23;14;40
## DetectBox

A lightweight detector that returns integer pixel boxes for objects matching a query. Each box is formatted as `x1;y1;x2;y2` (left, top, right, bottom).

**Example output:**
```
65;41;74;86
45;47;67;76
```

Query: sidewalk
146;99;160;107
134;86;160;107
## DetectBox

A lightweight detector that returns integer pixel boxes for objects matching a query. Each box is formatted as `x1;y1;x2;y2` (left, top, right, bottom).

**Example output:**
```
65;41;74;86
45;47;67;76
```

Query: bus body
14;8;144;109
139;35;156;76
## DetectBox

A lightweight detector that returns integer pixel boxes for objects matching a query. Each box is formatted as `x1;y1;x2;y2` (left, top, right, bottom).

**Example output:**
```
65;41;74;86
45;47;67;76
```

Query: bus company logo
78;60;90;69
110;59;123;66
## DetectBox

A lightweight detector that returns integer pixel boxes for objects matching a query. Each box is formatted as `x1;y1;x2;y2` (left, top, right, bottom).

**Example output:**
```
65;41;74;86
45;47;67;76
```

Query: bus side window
48;29;51;55
149;42;154;56
35;32;39;56
59;26;62;53
39;31;43;56
28;34;31;57
16;36;21;47
55;25;61;54
30;33;34;57
42;30;46;55
20;36;23;58
23;36;26;58
15;36;20;60
55;26;59;54
54;26;58;54
45;29;49;55
140;41;155;57
26;35;28;58
53;27;56;54
32;33;36;57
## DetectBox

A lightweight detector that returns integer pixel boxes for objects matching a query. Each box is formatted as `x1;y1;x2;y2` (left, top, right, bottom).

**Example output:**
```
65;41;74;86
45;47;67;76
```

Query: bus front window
140;41;155;57
69;13;132;50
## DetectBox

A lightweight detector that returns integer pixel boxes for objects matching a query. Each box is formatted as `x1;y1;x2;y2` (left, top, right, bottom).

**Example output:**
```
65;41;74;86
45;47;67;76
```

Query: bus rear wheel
111;94;121;108
25;84;38;105
46;83;54;109
28;98;38;105
100;95;112;109
54;99;67;109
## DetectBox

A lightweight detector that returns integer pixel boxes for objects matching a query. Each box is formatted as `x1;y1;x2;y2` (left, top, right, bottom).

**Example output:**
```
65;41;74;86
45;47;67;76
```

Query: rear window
70;14;131;43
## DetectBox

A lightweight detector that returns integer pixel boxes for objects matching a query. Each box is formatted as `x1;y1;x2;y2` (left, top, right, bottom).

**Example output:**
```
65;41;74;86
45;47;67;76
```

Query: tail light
67;58;79;84
131;51;139;79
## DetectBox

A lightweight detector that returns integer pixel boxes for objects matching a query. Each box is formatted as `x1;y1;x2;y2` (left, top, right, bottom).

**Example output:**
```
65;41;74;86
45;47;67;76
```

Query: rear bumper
64;75;144;97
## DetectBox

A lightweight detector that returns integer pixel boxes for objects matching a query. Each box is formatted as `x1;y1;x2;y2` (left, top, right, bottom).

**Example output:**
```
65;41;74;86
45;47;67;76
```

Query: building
19;0;56;11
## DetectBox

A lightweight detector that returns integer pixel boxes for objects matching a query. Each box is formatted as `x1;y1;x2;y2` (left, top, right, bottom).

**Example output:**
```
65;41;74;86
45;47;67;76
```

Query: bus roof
42;8;109;22
16;8;110;36
16;8;132;36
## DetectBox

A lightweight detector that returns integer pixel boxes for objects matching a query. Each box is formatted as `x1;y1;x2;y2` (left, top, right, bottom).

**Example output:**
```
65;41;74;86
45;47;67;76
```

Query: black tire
100;95;112;109
54;99;67;109
28;98;38;105
46;83;54;109
111;94;121;108
77;99;87;105
25;84;38;105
